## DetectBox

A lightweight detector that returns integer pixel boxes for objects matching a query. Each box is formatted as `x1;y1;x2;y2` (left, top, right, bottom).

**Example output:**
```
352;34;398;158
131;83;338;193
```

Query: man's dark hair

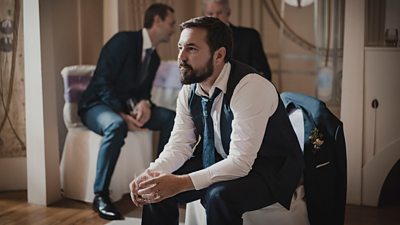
180;16;232;62
143;3;174;28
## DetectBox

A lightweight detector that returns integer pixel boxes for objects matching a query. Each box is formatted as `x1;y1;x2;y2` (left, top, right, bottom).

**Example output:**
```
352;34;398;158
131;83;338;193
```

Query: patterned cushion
61;65;95;129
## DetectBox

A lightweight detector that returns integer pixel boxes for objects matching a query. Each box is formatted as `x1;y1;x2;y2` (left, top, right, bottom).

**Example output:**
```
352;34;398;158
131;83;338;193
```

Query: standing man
130;16;304;225
78;3;176;220
202;0;272;80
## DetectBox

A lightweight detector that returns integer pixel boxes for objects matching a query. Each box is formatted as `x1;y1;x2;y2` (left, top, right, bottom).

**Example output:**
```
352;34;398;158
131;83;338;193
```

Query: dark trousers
142;155;276;225
81;104;175;195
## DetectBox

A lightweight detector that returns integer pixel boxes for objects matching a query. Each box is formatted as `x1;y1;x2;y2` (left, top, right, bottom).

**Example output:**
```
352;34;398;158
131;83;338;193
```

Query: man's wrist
178;175;195;192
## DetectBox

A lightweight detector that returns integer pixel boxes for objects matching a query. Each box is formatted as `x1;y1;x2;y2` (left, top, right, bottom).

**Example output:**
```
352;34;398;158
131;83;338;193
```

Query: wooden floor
0;191;399;225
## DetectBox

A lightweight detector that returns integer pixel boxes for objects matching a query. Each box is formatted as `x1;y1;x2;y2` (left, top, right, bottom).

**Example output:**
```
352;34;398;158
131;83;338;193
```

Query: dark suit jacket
230;24;271;80
281;92;347;225
78;30;160;115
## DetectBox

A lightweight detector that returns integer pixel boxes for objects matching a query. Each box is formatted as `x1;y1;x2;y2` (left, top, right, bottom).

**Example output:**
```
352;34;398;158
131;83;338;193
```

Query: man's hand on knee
119;112;147;131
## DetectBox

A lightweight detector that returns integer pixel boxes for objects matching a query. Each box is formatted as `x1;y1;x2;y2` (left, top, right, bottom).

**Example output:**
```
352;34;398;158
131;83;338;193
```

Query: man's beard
179;57;214;85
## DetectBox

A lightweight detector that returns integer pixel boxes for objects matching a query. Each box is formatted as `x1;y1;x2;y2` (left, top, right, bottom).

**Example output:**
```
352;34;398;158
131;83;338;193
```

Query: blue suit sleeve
94;47;123;112
89;34;129;112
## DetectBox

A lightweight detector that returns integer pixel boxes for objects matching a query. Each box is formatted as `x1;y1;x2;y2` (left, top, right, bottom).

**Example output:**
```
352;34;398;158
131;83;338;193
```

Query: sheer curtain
109;0;271;61
105;0;342;107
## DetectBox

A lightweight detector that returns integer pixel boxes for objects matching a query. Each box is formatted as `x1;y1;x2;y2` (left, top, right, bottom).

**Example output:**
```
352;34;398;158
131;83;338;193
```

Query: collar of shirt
286;102;298;114
288;107;305;152
194;62;231;98
142;28;154;58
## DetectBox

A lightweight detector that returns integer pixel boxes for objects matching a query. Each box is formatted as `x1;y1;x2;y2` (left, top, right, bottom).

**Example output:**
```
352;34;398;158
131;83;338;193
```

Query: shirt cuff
188;169;212;190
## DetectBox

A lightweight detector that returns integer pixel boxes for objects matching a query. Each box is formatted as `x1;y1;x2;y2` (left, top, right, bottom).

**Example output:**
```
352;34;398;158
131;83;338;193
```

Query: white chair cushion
184;185;309;225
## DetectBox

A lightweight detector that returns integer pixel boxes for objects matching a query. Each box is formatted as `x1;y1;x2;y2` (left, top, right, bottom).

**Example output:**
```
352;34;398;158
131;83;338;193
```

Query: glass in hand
126;98;138;117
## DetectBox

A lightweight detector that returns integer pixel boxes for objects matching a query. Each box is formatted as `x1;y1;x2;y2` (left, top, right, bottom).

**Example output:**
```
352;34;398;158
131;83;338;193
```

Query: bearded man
129;16;304;225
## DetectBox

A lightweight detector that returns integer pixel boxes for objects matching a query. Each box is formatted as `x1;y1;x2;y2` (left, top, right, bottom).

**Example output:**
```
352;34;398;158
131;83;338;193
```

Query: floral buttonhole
309;127;324;153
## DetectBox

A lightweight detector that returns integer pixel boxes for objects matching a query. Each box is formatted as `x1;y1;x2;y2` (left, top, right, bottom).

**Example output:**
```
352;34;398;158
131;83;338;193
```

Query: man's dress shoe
93;194;123;220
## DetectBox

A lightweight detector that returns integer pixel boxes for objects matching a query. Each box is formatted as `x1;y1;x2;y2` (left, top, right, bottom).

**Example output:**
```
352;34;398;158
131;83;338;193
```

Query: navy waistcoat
188;60;304;209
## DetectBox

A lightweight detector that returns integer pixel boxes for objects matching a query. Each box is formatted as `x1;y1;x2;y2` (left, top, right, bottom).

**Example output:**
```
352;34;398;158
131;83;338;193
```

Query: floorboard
0;191;399;225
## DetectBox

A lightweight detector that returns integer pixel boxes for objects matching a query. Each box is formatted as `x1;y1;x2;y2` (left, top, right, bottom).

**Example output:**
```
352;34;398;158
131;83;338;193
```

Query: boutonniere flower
309;127;324;153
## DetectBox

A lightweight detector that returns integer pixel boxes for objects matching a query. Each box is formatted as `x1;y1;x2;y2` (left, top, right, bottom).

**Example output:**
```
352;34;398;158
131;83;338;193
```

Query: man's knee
164;110;176;129
203;184;231;207
104;118;128;138
163;109;176;124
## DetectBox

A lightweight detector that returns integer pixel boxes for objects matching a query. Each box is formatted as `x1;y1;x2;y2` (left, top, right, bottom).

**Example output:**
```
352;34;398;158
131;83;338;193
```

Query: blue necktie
201;88;221;168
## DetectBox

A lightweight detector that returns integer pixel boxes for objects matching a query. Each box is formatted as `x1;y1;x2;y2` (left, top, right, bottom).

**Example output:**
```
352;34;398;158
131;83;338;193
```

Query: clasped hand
120;100;151;131
129;170;189;207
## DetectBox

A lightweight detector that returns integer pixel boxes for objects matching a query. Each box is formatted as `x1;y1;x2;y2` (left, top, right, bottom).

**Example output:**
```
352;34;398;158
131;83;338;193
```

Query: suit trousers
142;155;277;225
81;104;175;194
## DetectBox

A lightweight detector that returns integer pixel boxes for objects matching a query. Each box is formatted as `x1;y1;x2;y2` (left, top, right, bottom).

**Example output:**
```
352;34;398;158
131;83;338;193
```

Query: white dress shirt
148;62;278;190
141;28;153;60
288;108;305;152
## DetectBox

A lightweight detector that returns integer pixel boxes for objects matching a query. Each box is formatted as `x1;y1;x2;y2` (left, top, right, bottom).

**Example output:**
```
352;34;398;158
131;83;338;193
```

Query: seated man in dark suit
78;3;176;220
202;0;272;80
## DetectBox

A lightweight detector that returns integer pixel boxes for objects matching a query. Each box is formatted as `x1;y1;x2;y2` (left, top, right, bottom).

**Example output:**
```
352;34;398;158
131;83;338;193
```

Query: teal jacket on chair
281;92;347;225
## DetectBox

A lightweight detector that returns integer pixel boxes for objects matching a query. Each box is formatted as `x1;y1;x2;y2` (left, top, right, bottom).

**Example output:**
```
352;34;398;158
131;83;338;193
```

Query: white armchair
59;65;153;203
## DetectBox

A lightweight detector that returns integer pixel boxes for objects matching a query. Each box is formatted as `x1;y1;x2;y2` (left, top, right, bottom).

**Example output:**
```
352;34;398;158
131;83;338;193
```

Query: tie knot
146;48;153;55
201;88;221;116
210;88;221;100
143;48;153;62
202;88;221;102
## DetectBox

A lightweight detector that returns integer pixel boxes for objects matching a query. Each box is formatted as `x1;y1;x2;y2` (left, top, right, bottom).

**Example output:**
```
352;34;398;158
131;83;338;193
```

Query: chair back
61;65;95;129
